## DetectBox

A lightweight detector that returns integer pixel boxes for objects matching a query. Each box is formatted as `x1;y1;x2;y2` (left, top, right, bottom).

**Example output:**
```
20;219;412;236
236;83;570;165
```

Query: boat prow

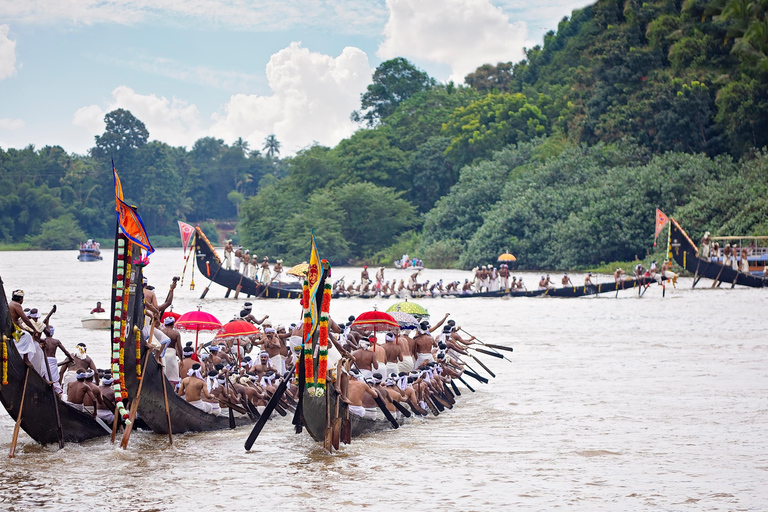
81;312;111;329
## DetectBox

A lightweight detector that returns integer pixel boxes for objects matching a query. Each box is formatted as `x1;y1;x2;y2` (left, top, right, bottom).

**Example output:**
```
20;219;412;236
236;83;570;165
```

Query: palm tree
263;134;281;159
233;137;250;156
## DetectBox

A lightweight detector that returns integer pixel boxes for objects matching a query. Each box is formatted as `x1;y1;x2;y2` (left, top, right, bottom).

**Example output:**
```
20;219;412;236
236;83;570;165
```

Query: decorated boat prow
0;277;111;445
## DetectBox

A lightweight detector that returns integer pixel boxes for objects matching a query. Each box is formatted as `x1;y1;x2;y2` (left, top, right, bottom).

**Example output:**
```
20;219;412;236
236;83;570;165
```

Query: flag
304;233;323;345
654;208;669;247
178;221;195;253
113;163;155;255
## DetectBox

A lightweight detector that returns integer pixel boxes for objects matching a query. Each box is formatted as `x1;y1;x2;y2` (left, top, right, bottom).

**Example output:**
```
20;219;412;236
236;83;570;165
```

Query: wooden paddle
470;347;504;359
391;399;411;418
120;332;154;450
234;274;244;300
331;392;341;450
9;367;30;458
372;387;400;429
44;357;65;449
323;386;332;452
457;376;475;392
199;261;223;299
244;375;289;450
482;343;514;353
463;367;489;384
469;353;496;378
449;380;461;396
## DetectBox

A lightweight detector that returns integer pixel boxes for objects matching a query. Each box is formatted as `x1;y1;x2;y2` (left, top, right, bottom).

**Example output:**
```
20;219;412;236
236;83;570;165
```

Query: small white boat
81;312;111;329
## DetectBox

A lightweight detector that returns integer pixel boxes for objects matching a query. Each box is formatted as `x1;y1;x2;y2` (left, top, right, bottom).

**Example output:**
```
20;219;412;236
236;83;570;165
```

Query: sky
0;0;592;157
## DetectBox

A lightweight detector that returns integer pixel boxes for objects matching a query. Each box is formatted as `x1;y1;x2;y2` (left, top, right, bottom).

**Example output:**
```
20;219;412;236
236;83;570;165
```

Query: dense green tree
29;213;85;250
351;58;436;126
91;109;149;172
333;129;409;190
408;137;456;213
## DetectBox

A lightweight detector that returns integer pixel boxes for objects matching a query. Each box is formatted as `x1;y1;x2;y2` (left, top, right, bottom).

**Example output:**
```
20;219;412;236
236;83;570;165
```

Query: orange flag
654;208;669;247
113;162;154;255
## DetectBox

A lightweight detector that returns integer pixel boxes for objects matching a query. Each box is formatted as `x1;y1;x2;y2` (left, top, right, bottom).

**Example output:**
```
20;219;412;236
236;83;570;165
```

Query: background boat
77;247;102;261
80;311;110;329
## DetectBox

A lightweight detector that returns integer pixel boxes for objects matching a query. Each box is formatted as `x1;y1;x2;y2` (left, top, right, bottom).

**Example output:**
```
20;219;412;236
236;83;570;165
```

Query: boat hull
193;229;302;299
77;249;102;261
81;313;111;329
0;278;110;445
669;219;766;288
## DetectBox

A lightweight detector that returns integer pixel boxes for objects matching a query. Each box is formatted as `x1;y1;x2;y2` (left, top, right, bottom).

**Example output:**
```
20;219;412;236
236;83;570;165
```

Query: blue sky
0;0;592;156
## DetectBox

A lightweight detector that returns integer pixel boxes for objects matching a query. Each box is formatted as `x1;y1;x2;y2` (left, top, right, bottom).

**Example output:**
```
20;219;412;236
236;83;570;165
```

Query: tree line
2;0;767;269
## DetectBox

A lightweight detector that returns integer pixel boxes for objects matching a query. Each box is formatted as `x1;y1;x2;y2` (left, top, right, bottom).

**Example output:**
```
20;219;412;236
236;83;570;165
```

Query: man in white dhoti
223;240;233;269
178;363;220;415
700;231;711;260
40;326;72;395
260;257;271;283
8;291;53;383
234;246;243;273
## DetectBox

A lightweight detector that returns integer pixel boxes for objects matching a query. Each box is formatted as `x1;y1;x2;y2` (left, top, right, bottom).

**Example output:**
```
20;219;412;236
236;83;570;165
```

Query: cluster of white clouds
2;1;591;153
0;24;23;139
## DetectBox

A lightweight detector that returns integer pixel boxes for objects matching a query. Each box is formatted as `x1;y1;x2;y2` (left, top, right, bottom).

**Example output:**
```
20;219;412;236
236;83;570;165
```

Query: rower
242;250;251;275
382;332;403;377
346;372;379;419
361;265;369;283
273;259;284;282
63;343;100;396
351;338;379;379
413;321;437;369
97;374;117;424
240;302;268;325
260;257;271;283
614;268;625;283
234;245;243;273
40;325;72;396
82;369;105;418
67;370;98;418
584;272;595;286
178;363;221;415
561;273;573;286
700;231;712;261
179;345;196;383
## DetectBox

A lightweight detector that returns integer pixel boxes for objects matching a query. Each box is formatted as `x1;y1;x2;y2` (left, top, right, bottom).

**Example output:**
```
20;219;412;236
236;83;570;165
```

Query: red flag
654;208;669;247
178;221;195;253
113;163;155;255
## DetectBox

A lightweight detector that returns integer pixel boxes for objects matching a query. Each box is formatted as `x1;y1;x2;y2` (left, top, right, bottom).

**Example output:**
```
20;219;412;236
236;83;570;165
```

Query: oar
482;343;514;353
224;380;236;429
391;399;411;418
120;330;155;450
463;368;488;384
9;367;30;458
469;353;496;378
372;387;400;429
470;347;505;359
158;359;173;445
200;261;223;299
179;244;194;287
459;329;511;361
331;392;341;450
457;376;475;392
244;374;289;451
449;380;461;396
712;261;726;288
110;404;120;443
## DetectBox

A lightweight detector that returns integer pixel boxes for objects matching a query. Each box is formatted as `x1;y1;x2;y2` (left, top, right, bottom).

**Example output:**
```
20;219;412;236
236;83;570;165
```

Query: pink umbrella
175;308;222;352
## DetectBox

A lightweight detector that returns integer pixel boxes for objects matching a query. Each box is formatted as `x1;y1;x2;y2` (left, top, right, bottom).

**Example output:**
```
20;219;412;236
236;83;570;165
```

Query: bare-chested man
259;326;285;374
396;331;415;373
160;316;182;386
178;363;220;415
260;257;271;283
561;273;573;286
250;351;276;377
179;345;196;382
40;326;72;395
63;343;99;396
351;339;379;379
345;374;379;420
9;290;49;379
584;272;595;287
382;332;403;378
242;250;251;275
82;369;105;418
67;370;98;418
97;374;117;424
413;322;437;369
614;268;625;283
361;266;369;283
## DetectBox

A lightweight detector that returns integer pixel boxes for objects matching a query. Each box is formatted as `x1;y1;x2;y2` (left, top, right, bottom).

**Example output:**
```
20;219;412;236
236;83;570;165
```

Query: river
0;248;766;511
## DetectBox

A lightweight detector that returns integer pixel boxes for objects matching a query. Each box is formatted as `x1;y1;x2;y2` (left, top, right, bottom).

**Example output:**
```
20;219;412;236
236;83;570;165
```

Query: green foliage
351;58;436;126
443;93;549;167
29;214;85;250
333;129;409;189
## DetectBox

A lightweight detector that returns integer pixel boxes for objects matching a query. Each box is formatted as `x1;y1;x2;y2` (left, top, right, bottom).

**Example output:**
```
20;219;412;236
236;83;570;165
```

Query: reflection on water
1;249;767;510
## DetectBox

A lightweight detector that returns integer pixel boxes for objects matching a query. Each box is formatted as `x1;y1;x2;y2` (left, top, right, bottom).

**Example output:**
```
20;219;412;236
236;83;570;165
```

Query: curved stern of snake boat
193;228;302;299
0;278;109;445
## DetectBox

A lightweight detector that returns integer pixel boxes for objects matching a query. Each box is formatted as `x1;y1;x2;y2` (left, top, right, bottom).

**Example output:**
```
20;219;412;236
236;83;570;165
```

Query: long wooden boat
0;277;111;445
115;234;253;435
669;218;766;288
193;227;302;299
301;384;404;442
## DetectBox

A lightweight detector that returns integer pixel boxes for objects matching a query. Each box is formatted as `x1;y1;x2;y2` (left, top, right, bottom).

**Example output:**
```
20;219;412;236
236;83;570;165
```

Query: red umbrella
214;320;260;366
215;320;260;340
176;308;222;352
351;310;400;335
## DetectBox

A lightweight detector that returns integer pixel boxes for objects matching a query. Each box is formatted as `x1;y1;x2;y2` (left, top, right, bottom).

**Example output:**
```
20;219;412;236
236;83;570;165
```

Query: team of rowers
7;278;481;426
221;239;284;283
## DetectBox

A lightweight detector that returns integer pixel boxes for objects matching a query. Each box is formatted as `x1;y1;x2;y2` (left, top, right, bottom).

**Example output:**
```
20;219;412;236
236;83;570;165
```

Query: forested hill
2;0;768;269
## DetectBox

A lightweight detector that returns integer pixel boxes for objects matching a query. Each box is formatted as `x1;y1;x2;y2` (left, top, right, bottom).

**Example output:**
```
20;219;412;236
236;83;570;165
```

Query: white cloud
73;43;371;154
73;86;205;148
378;0;534;83
1;1;388;33
210;42;371;154
0;118;24;130
0;24;18;81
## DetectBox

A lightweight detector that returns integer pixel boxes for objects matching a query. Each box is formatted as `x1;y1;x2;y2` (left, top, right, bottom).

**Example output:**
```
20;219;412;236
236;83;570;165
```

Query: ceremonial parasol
350;309;400;335
388;311;419;330
386;300;429;319
214;320;259;340
175;307;222;352
286;262;309;277
497;252;516;263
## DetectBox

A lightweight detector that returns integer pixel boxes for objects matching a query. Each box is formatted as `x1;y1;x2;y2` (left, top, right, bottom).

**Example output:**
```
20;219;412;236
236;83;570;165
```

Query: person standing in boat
722;244;733;268
90;302;105;313
260;257;271;283
740;248;750;274
375;266;385;290
223;240;234;270
41;325;72;396
242;250;251;277
584;272;595;287
562;273;573;286
499;264;510;290
700;231;712;261
9;290;51;384
234;246;243;273
660;260;678;286
272;259;284;282
159;316;183;387
614;268;625;283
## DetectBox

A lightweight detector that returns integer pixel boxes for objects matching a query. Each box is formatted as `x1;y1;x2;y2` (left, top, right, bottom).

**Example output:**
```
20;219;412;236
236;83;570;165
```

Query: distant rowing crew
221;239;285;283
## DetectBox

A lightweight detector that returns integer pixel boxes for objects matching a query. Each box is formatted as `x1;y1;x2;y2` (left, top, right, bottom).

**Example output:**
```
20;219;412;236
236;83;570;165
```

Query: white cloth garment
414;352;434;369
348;405;366;417
397;356;414;373
188;399;216;415
163;348;180;383
47;357;62;394
97;408;115;424
269;354;285;374
15;331;49;383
